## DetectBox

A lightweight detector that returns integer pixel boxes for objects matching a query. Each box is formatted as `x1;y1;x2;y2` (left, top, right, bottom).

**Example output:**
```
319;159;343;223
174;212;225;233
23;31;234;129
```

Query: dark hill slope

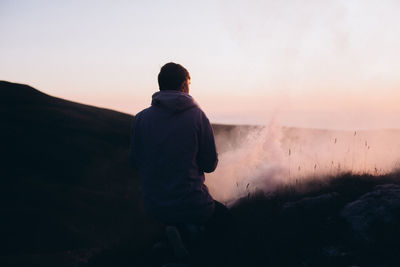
1;81;161;266
3;80;133;183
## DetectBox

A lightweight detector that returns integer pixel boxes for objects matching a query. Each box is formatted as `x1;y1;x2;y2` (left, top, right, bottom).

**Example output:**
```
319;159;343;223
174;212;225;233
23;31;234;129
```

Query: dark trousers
161;200;237;265
167;200;231;241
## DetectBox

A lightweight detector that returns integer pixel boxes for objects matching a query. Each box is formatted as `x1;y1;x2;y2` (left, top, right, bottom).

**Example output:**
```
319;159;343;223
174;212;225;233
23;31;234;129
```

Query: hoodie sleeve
129;116;138;170
197;112;218;173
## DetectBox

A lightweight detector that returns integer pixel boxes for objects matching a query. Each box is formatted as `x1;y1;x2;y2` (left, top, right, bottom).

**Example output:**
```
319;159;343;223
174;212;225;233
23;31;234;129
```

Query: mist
206;122;400;205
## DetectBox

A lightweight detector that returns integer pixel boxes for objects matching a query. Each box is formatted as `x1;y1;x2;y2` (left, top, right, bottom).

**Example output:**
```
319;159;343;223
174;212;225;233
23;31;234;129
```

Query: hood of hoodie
151;90;198;113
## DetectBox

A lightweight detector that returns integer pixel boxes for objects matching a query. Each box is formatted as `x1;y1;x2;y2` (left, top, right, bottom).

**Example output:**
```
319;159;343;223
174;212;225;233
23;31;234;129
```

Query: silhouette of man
130;63;228;230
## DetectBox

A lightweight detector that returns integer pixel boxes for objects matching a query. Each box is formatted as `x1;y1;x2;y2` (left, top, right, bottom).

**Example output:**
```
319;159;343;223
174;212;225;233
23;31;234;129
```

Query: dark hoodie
130;90;218;223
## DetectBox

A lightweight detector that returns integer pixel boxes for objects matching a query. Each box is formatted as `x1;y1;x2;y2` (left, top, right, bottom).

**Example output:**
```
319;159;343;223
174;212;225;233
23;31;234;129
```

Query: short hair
158;62;190;91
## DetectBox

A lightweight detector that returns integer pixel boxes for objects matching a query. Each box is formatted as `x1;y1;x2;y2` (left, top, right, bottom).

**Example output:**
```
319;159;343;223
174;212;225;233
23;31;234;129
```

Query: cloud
207;121;400;204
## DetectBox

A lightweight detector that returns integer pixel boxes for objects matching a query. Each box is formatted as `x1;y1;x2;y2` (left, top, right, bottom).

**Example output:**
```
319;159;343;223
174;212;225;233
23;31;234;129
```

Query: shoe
165;226;189;259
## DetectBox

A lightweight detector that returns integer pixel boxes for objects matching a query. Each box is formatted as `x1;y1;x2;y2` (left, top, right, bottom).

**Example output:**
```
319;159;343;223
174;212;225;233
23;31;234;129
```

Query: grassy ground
87;171;400;267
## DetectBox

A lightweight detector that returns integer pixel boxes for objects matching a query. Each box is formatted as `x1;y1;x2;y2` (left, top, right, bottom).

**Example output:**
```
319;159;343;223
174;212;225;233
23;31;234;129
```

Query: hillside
1;81;160;266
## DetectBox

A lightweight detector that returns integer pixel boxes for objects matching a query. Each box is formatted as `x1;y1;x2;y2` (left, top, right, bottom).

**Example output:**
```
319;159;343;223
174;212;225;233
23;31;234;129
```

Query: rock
341;184;400;241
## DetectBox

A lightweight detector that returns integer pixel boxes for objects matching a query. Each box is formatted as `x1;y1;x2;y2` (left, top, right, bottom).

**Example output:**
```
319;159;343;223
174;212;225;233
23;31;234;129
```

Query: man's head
158;62;191;93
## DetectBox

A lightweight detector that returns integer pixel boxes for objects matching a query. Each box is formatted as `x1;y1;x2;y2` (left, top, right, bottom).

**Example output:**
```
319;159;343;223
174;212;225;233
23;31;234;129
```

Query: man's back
130;90;218;223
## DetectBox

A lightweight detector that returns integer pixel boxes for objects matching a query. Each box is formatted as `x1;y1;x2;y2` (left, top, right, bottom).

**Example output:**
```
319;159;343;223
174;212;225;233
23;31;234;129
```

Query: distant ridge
0;80;133;118
0;80;51;106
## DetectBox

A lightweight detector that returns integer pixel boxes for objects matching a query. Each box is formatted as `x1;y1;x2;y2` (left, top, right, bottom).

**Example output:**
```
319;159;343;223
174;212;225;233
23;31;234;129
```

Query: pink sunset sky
1;0;399;130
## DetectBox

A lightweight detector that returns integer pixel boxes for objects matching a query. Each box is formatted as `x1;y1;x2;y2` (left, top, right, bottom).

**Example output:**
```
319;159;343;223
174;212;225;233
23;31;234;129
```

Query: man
130;62;226;229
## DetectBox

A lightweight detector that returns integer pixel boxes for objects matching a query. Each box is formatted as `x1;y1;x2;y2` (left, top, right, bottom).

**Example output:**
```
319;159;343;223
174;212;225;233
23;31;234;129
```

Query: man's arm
129;117;138;170
197;112;218;173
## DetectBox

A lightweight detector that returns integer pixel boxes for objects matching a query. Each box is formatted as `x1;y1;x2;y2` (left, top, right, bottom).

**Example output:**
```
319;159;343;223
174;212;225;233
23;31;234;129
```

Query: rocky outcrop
341;184;400;241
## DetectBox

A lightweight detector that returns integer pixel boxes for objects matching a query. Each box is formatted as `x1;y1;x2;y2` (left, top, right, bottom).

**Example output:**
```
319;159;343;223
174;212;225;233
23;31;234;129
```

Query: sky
1;0;400;130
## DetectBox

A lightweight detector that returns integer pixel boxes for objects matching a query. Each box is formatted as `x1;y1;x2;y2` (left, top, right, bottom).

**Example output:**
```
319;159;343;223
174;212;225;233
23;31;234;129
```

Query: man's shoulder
185;105;202;113
184;106;208;120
